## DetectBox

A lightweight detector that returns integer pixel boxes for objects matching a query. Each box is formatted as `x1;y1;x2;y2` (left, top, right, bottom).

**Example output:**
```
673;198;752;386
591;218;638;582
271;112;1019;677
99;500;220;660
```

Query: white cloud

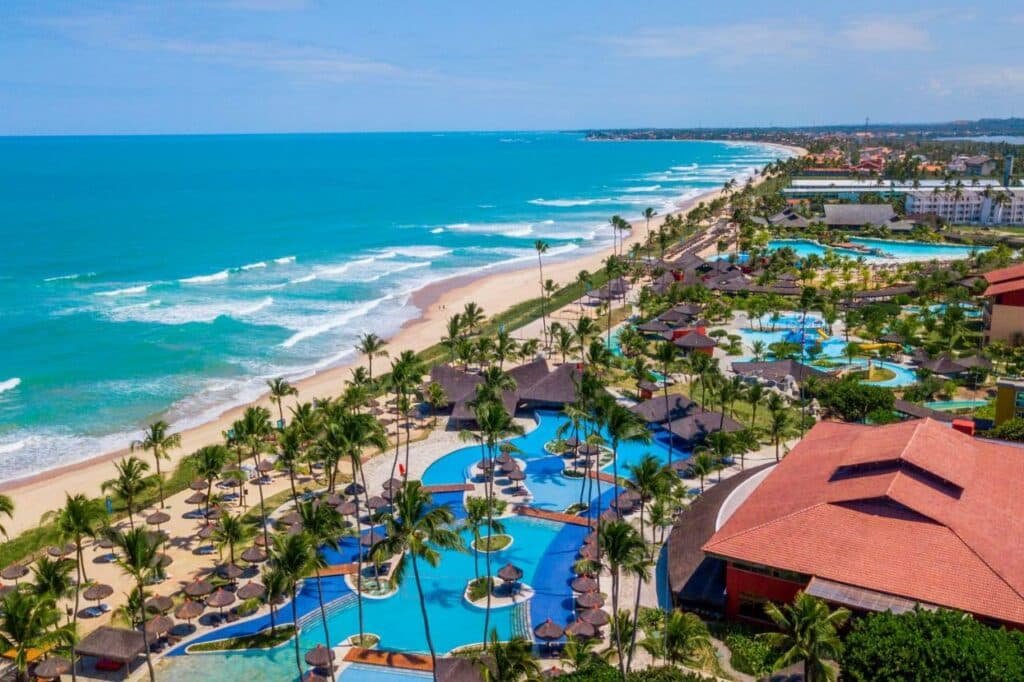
837;20;932;52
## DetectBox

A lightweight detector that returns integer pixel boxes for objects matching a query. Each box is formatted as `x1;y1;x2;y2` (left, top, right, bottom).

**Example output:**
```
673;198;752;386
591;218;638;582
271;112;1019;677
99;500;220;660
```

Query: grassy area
474;534;512;552
189;625;296;652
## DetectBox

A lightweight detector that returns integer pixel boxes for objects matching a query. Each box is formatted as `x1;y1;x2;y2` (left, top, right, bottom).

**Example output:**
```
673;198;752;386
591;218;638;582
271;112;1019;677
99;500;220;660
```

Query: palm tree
560;632;599;672
107;527;166;682
597;399;651;513
762;592;850;682
652;342;677;467
262;566;288;635
639;610;715;670
357;333;389;384
101;456;151;530
234;406;274;548
643;207;657;257
0;494;12;537
213;512;251;566
535;240;550;347
423;382;447;427
131;420;181;508
192;444;230;519
0;591;74;682
598;519;648;680
373;481;464;680
462;302;486;335
472;629;540;682
624;455;671;545
767;409;795;462
30;556;75;606
493;328;518;370
45;492;103;661
746;383;765;429
270;532;320;680
276;427;305;505
297;499;344;680
459;496;506;581
385;350;426;482
266;377;298;429
688;452;715;493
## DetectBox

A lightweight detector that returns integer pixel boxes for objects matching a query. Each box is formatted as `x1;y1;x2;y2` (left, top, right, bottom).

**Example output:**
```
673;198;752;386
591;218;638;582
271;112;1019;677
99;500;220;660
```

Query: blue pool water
0;134;787;483
925;399;989;411
903;303;982;319
160;411;680;681
766;237;987;263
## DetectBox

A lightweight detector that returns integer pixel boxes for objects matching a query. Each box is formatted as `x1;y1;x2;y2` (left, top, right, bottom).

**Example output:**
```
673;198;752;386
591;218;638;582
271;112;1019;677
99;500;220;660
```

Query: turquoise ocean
0;132;788;482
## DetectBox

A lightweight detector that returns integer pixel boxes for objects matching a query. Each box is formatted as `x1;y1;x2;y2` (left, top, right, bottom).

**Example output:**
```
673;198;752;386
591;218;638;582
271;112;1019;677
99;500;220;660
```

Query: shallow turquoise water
925;399;989;411
766;237;987;263
0;134;787;482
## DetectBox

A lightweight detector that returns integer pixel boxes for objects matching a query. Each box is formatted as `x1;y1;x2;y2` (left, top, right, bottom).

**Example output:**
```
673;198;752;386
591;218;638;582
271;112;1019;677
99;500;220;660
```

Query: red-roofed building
702;419;1024;628
983;264;1024;344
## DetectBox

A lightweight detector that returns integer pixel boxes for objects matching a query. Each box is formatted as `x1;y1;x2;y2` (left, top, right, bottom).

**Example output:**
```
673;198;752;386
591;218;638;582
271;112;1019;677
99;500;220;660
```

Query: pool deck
422;483;474;494
318;563;361;577
514;505;592;527
342;647;433;672
585;469;618;485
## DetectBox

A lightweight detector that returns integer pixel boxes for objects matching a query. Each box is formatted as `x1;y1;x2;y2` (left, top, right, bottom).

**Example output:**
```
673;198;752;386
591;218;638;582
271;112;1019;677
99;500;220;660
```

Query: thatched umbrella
253;533;269;547
217;563;244;581
360;530;386;548
337;501;358;516
279;511;302;526
145;595;174;614
1;564;27;582
189;479;208;491
197;524;215;540
241;547;267;564
174;600;204;623
96;537;115;550
495;452;512;465
565;619;597;639
380;489;394;503
507;470;526;491
497;563;523;583
304;644;335;668
381;478;403;491
236;581;266;601
47;543;75;558
476;459;494;471
82;583;113;609
575;592;604;609
578;609;609;626
145;615;174;638
205;506;224;521
257;459;275;474
343;482;365;496
33;656;72;680
184;579;214;598
366;496;387;511
534;618;564;646
499;461;519;474
325;493;344;507
206;588;236;616
146;511;170;532
577;444;601;457
185;491;207;507
563;437;580;450
578;545;597;560
153;553;173;569
583;532;597;546
570;576;598;593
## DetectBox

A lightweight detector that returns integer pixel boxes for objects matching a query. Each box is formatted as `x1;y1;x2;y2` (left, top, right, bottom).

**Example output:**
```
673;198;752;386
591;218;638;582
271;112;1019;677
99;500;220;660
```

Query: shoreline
0;141;805;538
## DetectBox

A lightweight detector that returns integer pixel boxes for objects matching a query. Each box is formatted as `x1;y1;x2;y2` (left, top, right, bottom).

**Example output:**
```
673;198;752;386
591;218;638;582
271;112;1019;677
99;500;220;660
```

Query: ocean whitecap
179;269;230;285
95;284;149;297
0;377;21;395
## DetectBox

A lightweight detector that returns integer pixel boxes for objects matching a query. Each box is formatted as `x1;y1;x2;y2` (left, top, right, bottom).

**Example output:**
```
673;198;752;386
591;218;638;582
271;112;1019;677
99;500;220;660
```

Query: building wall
986;304;1024;344
905;189;1024;225
724;563;805;621
995;384;1019;425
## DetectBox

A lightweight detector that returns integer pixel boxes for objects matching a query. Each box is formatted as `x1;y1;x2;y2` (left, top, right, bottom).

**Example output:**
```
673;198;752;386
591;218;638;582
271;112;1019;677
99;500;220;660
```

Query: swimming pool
766;238;987;263
903;303;983;319
160;411;680;681
924;399;989;411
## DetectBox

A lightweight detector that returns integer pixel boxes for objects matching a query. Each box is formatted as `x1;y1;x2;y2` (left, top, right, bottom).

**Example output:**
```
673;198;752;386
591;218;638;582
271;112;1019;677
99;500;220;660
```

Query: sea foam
179;269;230;285
0;377;21;395
95;284;149;297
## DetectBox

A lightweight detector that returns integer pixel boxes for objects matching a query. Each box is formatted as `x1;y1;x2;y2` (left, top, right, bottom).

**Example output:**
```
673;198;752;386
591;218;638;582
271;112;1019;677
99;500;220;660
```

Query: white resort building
904;187;1024;226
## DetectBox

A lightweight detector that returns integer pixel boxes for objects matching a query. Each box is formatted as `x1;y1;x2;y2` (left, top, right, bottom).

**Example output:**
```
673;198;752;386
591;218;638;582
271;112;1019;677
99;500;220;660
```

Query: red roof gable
985;263;1024;285
703;419;1024;625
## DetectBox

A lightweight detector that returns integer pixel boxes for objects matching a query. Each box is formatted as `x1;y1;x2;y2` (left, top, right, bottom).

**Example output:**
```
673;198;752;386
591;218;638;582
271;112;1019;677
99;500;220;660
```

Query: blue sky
2;1;1023;135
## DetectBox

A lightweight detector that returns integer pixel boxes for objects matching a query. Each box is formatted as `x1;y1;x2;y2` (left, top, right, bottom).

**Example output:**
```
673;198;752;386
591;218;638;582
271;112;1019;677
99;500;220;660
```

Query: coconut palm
642;207;657;257
473;628;540;682
596;398;651;513
462;302;486;335
30;556;75;605
746;383;765;429
270;532;320;680
688;452;716;493
639;610;715;670
373;481;464;680
762;592;850;682
424;382;447;426
535;239;550;346
107;526;166;682
493;327;519;370
0;494;12;537
262;566;288;634
276;426;305;505
0;591;74;682
598;519;648;679
101;456;151;530
297;499;344;681
131;420;181;508
234;406;274;547
266;377;298;429
213;512;252;566
560;632;599;672
767;408;795;463
357;333;389;384
192;444;231;519
459;496;506;581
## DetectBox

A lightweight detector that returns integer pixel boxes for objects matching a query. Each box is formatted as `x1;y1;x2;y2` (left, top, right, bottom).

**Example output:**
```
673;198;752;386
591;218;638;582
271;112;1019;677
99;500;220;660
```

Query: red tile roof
984;264;1024;296
703;419;1024;625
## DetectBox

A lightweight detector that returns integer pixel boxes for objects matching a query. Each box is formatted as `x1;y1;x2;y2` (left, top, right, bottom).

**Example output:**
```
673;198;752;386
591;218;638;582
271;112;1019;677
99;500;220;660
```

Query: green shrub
557;661;710;681
724;633;776;677
466;577;493;601
988;417;1024;442
842;608;1024;681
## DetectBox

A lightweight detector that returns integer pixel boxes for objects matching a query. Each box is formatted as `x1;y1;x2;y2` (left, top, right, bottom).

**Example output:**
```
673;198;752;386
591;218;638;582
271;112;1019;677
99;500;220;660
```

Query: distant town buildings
947;154;997;176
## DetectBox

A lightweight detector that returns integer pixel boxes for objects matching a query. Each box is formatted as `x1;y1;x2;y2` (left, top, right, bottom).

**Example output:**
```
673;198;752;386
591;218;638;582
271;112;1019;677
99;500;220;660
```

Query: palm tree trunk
537;254;548;348
611;443;621;519
354;498;365;646
313;570;336;682
71;552;81;682
410;554;439;682
290;588;303;679
612;572;626;682
663;382;673;470
137;578;156;682
482;442;494;649
154;455;165;508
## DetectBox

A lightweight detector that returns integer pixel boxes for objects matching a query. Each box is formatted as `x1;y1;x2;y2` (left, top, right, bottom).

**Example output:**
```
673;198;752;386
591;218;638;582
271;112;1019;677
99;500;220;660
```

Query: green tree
30;556;75;605
192;444;231;519
107;527;167;682
269;532;320;680
297;499;345;681
598;519;649;680
535;239;550;347
357;333;389;384
266;377;298;429
101;456;151;530
638;610;716;670
373;481;465;680
761;592;850;682
131;420;181;509
0;494;11;537
0;591;74;682
213;512;252;566
233;406;274;548
459;496;507;581
472;628;541;682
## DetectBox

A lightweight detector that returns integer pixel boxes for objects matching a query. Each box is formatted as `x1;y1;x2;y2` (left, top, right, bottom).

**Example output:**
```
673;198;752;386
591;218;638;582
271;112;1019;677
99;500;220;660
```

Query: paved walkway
422;483;474;494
